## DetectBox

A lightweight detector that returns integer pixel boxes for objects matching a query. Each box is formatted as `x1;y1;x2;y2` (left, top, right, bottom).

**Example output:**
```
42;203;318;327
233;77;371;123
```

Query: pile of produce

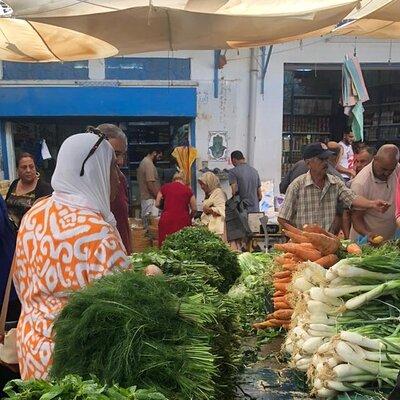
162;227;240;293
130;247;241;399
227;252;275;332
282;246;400;398
253;224;341;330
3;375;168;400
52;228;243;400
51;272;217;400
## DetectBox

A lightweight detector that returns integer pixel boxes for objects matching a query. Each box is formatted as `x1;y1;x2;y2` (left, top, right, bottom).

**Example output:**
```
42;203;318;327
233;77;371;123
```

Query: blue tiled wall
105;57;191;80
3;61;89;80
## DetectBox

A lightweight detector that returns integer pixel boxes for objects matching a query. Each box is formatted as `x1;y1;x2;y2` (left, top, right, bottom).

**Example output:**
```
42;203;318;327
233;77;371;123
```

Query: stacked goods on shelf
147;217;159;247
253;224;340;331
131;226;151;252
227;252;275;332
0;180;10;198
282;245;400;398
52;227;241;400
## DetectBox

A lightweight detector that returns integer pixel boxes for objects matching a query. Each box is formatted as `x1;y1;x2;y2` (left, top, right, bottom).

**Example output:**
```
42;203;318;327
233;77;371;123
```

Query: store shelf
365;101;400;108
129;141;170;146
364;124;400;128
293;94;332;99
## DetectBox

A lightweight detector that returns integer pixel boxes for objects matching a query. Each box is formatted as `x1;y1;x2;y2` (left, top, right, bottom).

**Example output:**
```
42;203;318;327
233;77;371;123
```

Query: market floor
236;336;311;400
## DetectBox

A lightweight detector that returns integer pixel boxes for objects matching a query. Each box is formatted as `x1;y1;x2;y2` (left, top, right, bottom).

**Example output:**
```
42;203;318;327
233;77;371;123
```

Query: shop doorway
6;117;193;211
282;63;400;177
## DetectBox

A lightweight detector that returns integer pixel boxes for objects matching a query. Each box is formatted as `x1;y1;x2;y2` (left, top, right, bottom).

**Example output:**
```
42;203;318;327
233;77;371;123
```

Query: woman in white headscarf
198;172;227;238
13;132;129;380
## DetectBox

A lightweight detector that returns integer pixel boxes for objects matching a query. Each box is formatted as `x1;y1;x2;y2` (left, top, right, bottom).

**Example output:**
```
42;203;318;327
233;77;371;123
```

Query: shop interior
282;63;400;177
8;118;192;212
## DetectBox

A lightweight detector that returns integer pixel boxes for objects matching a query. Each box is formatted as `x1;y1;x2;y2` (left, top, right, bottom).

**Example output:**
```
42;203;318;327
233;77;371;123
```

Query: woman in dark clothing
6;153;52;230
0;196;19;396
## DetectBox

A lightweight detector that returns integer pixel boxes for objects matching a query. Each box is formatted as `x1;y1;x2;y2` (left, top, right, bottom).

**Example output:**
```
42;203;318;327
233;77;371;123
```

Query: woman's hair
17;152;35;167
172;171;185;182
198;172;220;192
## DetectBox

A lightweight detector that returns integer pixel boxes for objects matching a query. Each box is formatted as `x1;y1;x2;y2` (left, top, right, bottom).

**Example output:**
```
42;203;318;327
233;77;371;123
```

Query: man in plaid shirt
278;143;389;232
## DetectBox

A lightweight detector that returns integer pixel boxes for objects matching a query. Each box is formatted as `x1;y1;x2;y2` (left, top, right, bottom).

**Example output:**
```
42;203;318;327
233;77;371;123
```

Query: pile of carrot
253;223;341;331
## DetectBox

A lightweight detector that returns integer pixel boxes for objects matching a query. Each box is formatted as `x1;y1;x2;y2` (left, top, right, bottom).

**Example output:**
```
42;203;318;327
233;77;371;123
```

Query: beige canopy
8;0;358;53
335;0;400;39
0;18;117;62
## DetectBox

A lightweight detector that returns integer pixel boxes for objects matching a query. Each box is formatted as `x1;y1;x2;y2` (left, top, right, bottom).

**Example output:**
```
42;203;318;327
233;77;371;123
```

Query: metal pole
247;48;258;166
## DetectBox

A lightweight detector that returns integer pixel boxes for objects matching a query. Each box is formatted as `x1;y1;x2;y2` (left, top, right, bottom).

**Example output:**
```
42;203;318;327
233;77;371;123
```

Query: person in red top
155;171;197;246
93;124;132;254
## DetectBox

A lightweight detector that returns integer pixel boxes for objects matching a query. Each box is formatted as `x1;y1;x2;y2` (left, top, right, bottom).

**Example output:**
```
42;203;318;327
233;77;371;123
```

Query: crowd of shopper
279;134;400;243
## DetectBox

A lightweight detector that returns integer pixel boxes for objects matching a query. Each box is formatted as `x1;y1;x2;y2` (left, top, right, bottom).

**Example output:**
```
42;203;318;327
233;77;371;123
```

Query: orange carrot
273;270;292;279
274;256;286;265
283;229;309;244
315;254;339;268
274;301;290;309
283;263;299;272
273;309;293;320
273;282;289;291
274;277;291;283
282;223;304;236
274;243;322;261
303;224;336;238
273;295;290;304
273;290;285;297
302;231;340;256
347;243;362;255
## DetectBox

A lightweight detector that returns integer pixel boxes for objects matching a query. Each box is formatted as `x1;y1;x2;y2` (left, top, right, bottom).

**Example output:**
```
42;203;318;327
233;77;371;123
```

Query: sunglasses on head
80;127;108;177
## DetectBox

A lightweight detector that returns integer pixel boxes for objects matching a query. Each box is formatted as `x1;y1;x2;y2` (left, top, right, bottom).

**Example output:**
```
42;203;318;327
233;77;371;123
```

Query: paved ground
236;336;312;400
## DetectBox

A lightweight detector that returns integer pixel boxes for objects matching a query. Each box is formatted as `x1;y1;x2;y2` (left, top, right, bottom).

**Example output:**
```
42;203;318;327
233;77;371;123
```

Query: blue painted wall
3;61;89;80
105;58;191;80
0;87;197;117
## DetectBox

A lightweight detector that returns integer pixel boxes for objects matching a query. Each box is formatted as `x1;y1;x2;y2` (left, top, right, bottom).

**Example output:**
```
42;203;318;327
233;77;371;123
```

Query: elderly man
278;142;389;232
350;144;399;242
279;142;343;194
354;145;375;175
96;123;132;253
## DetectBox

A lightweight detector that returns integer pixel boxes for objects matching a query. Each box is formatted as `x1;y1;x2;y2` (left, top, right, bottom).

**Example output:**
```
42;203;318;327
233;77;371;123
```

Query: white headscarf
51;132;116;227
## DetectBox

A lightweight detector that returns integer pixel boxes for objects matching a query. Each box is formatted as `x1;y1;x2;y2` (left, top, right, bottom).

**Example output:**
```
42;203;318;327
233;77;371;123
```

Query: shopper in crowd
156;171;197;246
13;132;129;380
199;172;226;239
341;145;375;238
337;129;356;182
6;153;52;230
228;151;262;212
351;144;399;242
137;149;162;219
278;142;389;232
354;145;375;175
90;124;131;254
279;142;342;194
0;196;19;393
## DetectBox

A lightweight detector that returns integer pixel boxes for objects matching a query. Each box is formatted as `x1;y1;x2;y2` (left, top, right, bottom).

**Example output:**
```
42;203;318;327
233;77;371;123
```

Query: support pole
213;49;221;98
260;45;273;95
247;48;258;166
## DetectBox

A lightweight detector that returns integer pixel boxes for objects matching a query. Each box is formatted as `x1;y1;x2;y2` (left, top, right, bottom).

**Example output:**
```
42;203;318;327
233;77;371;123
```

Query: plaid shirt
279;172;356;231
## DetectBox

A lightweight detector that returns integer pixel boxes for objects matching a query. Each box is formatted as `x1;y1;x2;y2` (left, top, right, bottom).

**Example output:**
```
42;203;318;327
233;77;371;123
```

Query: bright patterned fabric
13;197;129;380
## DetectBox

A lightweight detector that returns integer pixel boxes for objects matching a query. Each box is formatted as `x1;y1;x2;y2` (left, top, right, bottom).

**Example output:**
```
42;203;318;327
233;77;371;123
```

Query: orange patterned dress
13;197;129;380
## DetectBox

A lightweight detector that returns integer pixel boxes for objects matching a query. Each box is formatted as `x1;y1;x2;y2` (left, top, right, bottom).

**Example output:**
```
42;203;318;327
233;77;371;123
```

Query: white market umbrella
9;0;359;53
0;2;118;62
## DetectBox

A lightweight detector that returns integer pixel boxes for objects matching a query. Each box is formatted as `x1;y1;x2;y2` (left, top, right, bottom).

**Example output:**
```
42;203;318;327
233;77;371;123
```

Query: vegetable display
282;246;400;398
253;224;340;331
3;375;169;400
162;227;240;293
51;272;217;400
